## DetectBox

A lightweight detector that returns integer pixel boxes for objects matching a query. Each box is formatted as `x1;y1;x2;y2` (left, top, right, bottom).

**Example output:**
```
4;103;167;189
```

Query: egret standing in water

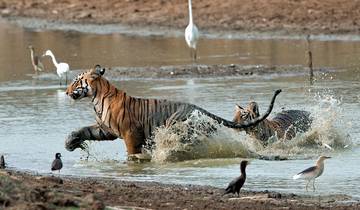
43;50;70;86
28;45;45;73
293;156;331;191
223;160;249;197
185;0;199;61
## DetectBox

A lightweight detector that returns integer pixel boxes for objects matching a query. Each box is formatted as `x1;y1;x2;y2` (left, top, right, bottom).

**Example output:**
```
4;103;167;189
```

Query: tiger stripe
233;101;312;144
65;65;281;155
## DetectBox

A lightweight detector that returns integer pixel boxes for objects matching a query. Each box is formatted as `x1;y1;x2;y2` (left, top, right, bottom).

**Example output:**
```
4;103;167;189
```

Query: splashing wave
146;94;352;163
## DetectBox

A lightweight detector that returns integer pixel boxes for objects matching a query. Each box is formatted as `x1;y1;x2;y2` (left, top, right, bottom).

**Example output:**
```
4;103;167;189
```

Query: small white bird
185;0;199;61
28;45;45;73
293;156;331;191
43;50;70;86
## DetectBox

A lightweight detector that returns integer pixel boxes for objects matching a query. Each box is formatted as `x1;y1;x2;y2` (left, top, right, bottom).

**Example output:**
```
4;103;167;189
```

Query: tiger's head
233;101;260;125
66;64;105;100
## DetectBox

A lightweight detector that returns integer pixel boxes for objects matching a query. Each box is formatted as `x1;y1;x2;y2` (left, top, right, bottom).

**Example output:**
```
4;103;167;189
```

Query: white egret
28;45;45;72
43;50;70;86
185;0;199;61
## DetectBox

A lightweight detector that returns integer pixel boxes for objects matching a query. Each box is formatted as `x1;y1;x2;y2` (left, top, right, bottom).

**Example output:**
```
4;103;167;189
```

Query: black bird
51;153;63;173
0;155;5;169
223;160;249;197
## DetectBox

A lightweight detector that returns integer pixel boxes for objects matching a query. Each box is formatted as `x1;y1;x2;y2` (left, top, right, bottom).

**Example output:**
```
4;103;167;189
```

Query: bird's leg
59;77;62;86
305;180;310;192
312;179;316;192
65;72;68;85
194;48;197;62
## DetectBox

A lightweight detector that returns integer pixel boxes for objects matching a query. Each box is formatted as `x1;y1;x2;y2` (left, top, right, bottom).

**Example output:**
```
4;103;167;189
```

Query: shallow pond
0;19;359;198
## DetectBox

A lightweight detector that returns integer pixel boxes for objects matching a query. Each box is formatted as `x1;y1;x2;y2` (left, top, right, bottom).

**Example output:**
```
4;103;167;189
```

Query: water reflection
2;19;360;83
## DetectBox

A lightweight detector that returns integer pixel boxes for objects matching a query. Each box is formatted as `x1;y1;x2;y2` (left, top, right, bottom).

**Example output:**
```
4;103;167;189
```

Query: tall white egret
43;50;70;86
185;0;199;61
28;45;45;73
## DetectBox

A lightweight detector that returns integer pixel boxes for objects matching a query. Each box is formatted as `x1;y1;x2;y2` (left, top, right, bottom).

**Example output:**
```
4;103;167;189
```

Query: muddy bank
0;170;358;210
63;64;328;80
1;0;360;38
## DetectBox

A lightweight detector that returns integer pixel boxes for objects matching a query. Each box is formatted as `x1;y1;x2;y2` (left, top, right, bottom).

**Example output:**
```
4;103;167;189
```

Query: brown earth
0;170;358;210
1;0;360;35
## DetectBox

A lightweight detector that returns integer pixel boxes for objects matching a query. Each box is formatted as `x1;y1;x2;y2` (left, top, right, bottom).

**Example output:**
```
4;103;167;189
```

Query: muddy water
0;19;360;198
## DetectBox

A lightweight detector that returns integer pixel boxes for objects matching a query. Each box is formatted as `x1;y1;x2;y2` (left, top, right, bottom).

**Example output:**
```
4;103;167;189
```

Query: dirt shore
1;0;360;36
0;170;358;210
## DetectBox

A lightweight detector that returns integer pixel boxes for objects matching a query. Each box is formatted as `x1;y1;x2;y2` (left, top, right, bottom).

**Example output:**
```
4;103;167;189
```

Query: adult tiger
233;101;312;145
65;64;282;156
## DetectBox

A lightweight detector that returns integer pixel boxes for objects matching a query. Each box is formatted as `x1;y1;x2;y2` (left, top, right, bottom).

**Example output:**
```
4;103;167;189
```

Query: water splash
146;110;260;163
246;92;352;159
145;93;352;163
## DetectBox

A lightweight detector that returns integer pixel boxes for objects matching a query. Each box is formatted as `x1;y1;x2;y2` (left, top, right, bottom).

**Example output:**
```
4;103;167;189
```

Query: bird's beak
325;156;331;159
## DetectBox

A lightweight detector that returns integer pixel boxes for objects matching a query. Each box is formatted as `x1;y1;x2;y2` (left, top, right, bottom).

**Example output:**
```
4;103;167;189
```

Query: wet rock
268;192;282;199
127;153;151;163
258;155;288;161
76;11;92;19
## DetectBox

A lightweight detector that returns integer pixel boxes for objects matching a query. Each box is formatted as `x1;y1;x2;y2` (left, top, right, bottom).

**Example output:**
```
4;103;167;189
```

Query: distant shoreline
1;0;360;39
3;16;360;42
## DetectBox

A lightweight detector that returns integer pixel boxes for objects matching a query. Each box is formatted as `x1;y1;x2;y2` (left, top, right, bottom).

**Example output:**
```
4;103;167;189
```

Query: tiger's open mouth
67;88;88;100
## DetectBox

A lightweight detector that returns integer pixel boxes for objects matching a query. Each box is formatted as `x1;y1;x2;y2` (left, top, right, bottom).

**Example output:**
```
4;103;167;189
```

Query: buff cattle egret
185;0;199;61
223;160;249;197
293;156;331;191
43;50;70;85
28;45;45;72
51;153;63;173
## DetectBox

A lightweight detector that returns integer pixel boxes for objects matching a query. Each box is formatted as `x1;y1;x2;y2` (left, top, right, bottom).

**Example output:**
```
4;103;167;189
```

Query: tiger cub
233;101;312;144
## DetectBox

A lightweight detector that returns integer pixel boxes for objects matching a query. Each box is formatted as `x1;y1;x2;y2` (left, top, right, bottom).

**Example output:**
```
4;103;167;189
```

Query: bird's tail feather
222;188;231;196
293;173;302;180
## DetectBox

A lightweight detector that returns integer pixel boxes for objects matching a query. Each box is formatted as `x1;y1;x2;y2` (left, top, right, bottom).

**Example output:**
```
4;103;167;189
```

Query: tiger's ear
250;103;260;117
235;104;243;112
94;64;105;76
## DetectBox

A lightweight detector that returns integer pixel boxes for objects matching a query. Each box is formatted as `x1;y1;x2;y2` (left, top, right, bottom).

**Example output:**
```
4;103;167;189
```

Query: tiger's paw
65;132;87;151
